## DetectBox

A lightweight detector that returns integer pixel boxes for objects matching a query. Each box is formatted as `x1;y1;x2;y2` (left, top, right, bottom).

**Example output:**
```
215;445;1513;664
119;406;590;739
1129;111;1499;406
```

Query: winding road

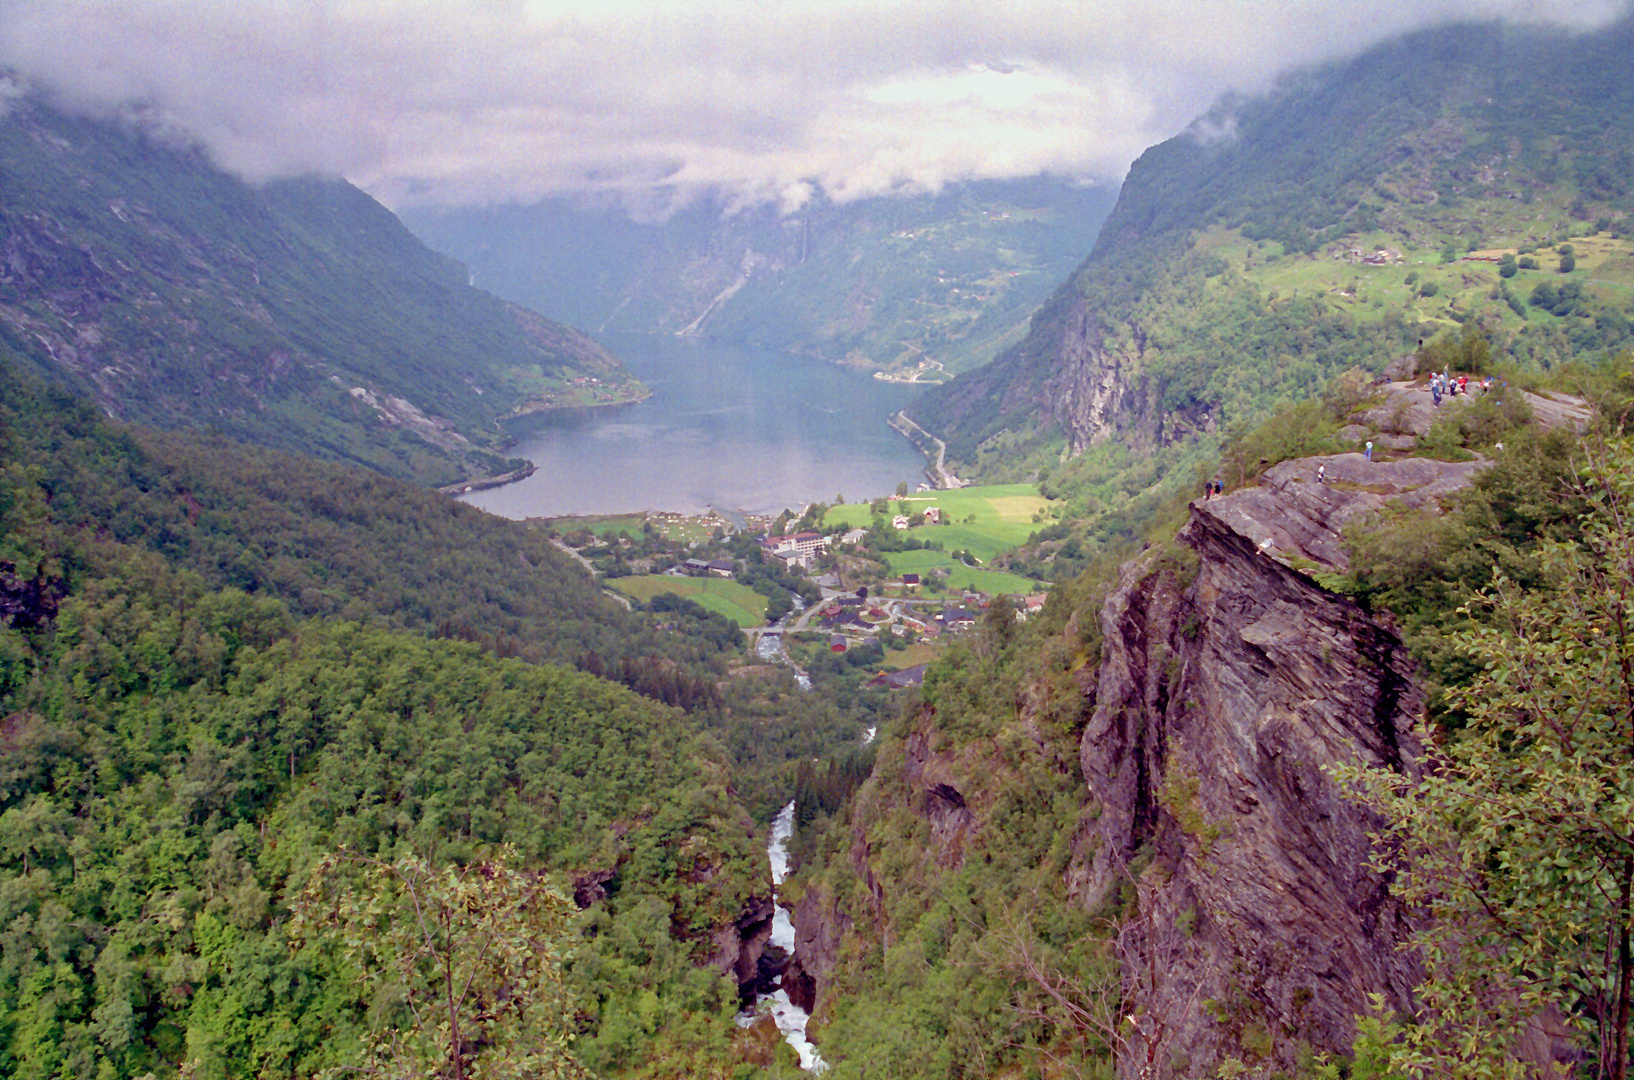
887;411;963;489
550;538;633;610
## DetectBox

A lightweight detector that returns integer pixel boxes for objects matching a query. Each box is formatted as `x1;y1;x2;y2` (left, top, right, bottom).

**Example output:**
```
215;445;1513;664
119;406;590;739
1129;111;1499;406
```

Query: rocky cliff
786;447;1499;1076
1066;455;1499;1077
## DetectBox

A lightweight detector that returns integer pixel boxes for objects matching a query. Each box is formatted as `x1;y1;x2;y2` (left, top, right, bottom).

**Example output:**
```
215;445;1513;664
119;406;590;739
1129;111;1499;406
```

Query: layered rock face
1042;301;1150;455
786;447;1510;1073
1043;302;1221;455
1072;472;1456;1078
709;894;779;1002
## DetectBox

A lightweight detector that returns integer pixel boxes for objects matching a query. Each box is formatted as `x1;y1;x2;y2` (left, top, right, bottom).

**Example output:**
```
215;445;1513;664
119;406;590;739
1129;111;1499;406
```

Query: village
536;482;1058;691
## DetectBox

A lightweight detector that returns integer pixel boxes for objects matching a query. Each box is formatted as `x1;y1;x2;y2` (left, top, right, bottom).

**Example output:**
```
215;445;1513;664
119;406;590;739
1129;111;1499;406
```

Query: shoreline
437;461;537;496
456;386;653;498
887;410;964;490
498;385;653;423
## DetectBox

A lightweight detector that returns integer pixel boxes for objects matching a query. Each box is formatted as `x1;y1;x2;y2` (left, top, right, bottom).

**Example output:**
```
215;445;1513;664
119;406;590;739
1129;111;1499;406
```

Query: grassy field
888;641;943;669
825;483;1058;564
606;575;769;627
544;514;648;539
883;550;1041;596
544;511;741;544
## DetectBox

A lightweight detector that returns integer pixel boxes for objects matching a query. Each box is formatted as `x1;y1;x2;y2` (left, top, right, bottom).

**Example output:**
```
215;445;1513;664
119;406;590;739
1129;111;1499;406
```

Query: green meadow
825;483;1057;564
883;550;1041;596
544;514;649;538
606;575;769;627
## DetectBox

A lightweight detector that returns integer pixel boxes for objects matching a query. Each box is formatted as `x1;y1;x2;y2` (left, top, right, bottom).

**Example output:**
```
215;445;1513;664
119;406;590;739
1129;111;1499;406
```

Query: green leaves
1337;436;1634;1078
291;848;588;1080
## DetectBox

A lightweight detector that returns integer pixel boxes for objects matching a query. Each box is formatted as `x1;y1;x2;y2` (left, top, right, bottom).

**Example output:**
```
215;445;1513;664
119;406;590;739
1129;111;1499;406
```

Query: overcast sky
0;1;1625;215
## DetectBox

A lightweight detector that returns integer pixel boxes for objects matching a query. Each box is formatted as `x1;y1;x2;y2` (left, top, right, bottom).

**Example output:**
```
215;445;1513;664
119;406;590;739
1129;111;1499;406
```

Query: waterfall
741;801;827;1072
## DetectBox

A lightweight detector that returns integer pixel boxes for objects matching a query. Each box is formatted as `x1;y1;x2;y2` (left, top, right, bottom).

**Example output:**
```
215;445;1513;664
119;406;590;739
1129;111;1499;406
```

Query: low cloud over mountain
1;0;1623;214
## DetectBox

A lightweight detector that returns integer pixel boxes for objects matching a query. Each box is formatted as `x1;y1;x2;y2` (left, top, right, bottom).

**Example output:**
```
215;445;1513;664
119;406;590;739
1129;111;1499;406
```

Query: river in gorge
458;333;930;519
740;801;827;1072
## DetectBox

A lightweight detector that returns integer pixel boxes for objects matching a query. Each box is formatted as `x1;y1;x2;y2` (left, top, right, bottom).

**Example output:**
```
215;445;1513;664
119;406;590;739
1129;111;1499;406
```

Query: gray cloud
0;0;1624;213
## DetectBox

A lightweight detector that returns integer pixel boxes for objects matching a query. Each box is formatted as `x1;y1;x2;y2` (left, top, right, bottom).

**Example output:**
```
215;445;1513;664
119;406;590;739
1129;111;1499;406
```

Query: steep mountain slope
401;177;1116;381
909;18;1634;483
0;94;645;486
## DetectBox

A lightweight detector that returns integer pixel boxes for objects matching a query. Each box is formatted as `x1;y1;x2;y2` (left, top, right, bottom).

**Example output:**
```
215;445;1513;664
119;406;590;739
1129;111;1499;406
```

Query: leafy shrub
1217;399;1338;487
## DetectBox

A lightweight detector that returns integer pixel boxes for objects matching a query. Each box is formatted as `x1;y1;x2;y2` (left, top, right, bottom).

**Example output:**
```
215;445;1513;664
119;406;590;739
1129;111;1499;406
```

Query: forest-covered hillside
784;363;1634;1078
0;95;646;487
0;355;898;1078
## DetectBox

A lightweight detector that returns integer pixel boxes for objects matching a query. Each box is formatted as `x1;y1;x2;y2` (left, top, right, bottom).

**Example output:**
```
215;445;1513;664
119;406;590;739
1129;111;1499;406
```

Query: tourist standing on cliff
1365;440;1373;462
1317;463;1326;484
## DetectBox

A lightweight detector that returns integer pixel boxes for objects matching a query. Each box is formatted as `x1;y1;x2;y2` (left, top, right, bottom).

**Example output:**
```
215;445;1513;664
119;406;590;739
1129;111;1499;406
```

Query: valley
3;8;1634;1080
401;178;1118;384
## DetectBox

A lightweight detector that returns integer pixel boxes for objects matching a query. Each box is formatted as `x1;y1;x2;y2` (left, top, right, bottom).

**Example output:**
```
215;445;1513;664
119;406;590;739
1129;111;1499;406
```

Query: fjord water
460;333;928;519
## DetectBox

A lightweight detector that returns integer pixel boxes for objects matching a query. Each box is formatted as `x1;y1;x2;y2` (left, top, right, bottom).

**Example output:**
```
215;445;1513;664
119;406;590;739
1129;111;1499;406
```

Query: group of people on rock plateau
1430;367;1498;406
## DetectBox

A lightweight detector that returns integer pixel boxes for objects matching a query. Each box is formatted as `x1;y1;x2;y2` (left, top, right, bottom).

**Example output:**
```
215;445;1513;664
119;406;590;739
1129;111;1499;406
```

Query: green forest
0;357;894;1078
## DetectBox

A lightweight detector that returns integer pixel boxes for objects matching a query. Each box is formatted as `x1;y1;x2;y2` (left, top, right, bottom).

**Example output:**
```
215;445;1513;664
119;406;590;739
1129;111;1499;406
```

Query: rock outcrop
1207;453;1484;570
709;893;779;1002
1043;303;1153;455
783;886;852;1014
1072;475;1439;1078
1354;380;1591;440
902;727;980;867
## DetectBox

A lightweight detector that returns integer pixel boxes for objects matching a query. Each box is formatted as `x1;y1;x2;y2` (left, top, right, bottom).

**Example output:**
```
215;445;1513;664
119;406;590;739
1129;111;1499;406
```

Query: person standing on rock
1365;440;1373;462
1316;463;1326;484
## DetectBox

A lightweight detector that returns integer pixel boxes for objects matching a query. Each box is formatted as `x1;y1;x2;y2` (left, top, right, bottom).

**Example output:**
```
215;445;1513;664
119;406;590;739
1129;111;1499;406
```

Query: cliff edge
1068;457;1490;1077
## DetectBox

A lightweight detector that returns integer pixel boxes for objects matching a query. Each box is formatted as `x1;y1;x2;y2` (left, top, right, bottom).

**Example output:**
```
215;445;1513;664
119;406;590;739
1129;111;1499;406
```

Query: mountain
0;94;647;487
909;17;1634;490
400;176;1117;382
781;370;1624;1077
